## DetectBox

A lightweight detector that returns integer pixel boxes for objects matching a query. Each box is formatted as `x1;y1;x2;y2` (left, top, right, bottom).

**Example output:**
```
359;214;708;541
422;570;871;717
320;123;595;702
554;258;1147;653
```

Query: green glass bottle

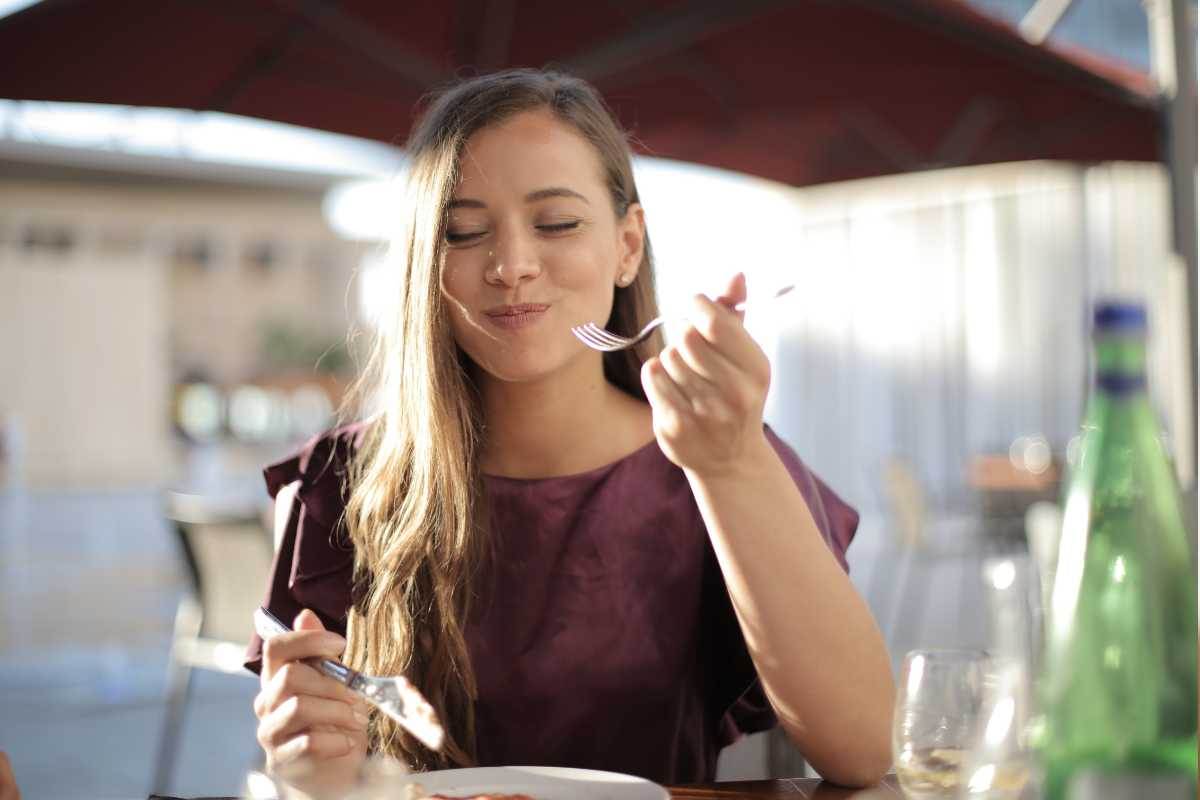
1037;301;1197;799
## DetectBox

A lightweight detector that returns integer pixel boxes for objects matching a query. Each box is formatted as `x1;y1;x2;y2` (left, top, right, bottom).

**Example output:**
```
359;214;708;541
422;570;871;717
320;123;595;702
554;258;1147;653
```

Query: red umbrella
3;0;1191;484
0;0;1160;188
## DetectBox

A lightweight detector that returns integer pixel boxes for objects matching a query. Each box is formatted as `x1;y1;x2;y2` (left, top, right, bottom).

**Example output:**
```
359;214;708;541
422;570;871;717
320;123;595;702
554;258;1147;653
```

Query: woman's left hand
641;272;773;478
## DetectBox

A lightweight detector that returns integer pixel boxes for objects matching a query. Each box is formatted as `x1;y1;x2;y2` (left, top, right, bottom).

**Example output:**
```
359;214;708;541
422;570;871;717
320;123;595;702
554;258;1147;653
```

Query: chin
466;349;568;385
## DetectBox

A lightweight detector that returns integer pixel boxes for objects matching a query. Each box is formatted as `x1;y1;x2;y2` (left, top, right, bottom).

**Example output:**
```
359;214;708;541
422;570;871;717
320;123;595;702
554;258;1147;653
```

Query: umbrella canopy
0;0;1161;187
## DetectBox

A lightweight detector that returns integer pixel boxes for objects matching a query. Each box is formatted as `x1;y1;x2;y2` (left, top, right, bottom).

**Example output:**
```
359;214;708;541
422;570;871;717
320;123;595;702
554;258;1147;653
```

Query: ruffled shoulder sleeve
243;420;371;674
707;425;860;744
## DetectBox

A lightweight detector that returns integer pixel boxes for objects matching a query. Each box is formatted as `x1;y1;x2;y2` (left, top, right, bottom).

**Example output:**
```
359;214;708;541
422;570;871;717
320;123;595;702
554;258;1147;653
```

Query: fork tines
572;323;635;352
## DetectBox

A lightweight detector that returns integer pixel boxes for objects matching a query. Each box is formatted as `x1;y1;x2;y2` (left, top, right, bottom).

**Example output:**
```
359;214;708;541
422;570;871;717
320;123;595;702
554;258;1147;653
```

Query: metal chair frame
151;492;273;795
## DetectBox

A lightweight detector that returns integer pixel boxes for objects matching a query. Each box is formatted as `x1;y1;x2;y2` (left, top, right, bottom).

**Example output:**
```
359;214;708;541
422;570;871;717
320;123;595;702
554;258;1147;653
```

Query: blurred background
0;0;1194;797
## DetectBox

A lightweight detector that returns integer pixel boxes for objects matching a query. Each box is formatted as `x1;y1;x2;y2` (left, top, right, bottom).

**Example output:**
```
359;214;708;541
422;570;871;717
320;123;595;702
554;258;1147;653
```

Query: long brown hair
339;69;662;769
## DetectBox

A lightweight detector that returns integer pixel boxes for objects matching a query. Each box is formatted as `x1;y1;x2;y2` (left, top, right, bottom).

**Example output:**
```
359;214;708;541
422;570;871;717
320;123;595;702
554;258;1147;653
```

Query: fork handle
253;607;362;687
310;656;359;687
727;284;793;312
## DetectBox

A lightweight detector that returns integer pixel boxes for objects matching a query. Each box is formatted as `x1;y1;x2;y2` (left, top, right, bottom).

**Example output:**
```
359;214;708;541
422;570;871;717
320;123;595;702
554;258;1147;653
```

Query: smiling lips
483;303;551;330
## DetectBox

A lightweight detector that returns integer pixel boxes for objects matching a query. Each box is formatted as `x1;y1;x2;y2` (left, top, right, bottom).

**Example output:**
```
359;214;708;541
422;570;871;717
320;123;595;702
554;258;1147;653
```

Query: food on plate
402;784;534;800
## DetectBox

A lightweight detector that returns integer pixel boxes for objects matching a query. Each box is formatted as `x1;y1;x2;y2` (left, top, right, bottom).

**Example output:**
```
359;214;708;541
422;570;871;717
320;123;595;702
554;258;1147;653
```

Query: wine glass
894;560;1043;800
959;656;1036;799
958;556;1042;799
893;649;990;798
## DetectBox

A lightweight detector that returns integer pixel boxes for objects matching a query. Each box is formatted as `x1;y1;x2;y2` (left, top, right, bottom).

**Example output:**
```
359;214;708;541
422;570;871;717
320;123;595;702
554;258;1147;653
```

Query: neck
475;354;653;478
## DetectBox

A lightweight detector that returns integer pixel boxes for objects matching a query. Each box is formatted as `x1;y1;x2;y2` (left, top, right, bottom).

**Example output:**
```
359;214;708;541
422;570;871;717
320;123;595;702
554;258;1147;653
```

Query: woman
247;68;894;796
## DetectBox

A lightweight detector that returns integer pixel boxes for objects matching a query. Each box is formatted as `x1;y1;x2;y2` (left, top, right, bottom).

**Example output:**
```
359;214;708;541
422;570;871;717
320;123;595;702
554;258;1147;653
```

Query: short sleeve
242;422;368;675
707;425;860;745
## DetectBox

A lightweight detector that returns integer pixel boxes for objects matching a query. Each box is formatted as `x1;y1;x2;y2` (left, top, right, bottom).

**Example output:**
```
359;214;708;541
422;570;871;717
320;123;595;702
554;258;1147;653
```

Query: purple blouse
244;421;858;785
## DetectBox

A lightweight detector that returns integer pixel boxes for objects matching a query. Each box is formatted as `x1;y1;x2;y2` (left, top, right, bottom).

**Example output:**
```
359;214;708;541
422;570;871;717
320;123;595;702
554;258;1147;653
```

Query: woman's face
440;109;644;385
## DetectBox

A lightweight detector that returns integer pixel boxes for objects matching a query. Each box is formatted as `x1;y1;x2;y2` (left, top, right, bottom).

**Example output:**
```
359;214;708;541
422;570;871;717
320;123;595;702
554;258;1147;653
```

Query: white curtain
762;161;1187;515
639;158;1188;518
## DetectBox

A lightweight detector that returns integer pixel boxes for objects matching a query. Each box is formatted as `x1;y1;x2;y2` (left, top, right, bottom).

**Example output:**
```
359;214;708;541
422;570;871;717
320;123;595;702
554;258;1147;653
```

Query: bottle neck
1093;333;1147;394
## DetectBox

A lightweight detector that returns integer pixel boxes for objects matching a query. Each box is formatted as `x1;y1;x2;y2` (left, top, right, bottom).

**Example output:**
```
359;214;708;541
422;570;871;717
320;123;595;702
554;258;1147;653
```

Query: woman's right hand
0;751;21;800
254;609;369;796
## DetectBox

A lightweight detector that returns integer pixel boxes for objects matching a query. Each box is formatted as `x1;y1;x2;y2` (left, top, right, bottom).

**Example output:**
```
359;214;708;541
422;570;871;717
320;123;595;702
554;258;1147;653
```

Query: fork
253;607;445;752
572;284;795;352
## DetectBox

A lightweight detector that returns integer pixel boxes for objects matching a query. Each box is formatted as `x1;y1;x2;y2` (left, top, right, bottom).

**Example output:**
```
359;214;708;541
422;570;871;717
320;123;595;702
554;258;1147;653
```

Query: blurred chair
882;458;928;550
767;727;808;779
874;458;995;654
152;491;274;795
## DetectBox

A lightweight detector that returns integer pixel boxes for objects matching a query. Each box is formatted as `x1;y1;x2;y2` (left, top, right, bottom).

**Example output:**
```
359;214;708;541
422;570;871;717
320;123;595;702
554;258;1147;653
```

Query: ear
616;202;645;284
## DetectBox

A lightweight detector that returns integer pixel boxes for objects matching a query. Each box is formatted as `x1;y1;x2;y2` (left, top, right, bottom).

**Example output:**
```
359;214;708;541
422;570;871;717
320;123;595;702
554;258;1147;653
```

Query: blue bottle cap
1094;301;1147;332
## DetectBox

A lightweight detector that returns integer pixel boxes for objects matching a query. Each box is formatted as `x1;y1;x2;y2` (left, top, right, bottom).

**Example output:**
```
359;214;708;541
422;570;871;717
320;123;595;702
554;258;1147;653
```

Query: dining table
670;775;903;798
149;775;905;800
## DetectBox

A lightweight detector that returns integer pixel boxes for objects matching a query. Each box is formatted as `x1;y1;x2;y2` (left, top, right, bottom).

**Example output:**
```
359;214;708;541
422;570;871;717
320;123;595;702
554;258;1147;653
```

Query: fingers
714;271;748;315
675;325;741;386
658;344;725;420
255;661;359;719
270;730;360;768
258;693;369;749
645;320;766;421
642;355;691;426
253;631;370;776
261;627;346;687
686;292;767;380
293;609;326;632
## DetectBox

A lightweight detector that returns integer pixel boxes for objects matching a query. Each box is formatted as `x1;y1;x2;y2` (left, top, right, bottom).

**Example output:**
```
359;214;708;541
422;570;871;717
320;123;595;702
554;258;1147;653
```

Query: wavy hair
338;68;663;769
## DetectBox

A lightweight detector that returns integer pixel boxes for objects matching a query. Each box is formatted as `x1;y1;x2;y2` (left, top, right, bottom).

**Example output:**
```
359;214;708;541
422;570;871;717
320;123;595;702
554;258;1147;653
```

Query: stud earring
617;273;632;287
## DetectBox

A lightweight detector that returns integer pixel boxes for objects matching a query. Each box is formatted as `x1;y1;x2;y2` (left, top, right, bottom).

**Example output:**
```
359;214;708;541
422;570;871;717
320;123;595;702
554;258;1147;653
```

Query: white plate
391;765;669;800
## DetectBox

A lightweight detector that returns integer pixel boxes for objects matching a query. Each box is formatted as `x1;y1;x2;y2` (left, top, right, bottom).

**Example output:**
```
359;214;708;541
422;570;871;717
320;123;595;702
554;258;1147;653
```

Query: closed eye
445;230;486;245
537;221;580;234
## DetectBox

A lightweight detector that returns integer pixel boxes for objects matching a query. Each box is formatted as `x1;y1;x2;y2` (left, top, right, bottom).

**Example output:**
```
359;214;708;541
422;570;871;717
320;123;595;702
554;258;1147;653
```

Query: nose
488;227;541;287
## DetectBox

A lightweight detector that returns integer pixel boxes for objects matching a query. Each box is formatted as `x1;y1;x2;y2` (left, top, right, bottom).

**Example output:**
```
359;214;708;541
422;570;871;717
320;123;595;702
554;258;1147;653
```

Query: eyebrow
447;186;589;210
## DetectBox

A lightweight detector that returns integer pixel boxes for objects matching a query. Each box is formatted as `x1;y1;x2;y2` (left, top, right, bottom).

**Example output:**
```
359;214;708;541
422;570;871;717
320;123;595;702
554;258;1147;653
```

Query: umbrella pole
1147;0;1198;498
1166;0;1197;497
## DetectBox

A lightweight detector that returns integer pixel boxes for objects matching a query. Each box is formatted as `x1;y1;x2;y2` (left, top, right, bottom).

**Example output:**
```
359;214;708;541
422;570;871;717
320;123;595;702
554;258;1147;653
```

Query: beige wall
0;178;363;488
1;243;168;486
